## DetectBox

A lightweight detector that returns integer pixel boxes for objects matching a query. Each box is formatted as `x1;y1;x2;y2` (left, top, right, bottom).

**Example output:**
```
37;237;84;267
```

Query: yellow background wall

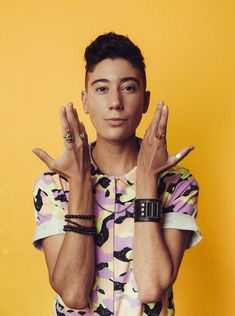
0;0;234;315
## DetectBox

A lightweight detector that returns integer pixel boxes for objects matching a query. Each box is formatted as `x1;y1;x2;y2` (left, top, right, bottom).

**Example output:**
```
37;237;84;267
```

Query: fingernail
67;102;73;107
163;105;168;111
158;100;164;106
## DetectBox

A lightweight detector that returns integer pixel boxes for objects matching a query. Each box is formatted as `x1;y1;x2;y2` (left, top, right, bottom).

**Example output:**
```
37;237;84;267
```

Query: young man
32;32;203;316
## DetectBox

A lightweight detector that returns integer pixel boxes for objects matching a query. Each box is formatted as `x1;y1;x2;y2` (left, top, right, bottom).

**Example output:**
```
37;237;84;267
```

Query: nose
109;89;124;110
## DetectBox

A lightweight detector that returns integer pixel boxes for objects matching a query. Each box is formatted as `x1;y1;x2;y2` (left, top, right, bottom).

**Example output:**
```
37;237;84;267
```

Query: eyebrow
91;77;141;86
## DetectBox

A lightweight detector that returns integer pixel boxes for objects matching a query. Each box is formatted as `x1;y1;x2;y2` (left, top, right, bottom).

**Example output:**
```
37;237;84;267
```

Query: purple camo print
96;247;113;263
170;179;196;200
103;298;113;311
39;174;54;186
37;213;52;225
114;236;133;251
97;267;113;279
172;200;197;216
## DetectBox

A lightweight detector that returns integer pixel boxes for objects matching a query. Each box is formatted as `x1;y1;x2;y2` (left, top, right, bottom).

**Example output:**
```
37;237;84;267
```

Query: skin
82;58;149;143
81;58;150;177
32;57;194;308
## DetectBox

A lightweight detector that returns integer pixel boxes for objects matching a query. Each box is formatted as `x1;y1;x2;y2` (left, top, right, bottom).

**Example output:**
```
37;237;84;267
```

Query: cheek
127;98;144;118
87;97;103;117
128;100;144;128
88;107;104;130
131;112;143;130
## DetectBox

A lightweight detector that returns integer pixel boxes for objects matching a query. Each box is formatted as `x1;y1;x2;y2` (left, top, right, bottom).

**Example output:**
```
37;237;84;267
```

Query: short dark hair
84;32;146;89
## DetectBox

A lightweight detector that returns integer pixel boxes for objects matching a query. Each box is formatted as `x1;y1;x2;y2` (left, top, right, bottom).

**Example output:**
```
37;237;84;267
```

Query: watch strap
134;198;163;223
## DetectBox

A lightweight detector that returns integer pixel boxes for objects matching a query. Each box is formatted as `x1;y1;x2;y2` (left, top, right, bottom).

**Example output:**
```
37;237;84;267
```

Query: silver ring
80;132;86;140
175;152;182;161
64;130;74;143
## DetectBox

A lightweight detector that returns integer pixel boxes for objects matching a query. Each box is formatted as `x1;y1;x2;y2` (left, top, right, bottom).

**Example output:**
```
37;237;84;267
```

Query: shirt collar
88;137;142;187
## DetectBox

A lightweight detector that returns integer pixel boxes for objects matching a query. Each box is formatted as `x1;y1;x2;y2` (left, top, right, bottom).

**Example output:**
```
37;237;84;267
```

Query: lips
106;118;127;121
105;118;127;126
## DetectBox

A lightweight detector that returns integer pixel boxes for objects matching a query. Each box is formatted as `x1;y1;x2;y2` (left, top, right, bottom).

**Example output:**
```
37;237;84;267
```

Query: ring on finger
64;130;75;143
155;132;166;139
175;152;182;161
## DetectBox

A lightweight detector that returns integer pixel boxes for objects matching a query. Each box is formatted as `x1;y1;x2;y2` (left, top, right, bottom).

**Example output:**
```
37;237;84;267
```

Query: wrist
136;173;159;199
68;178;93;215
68;174;91;185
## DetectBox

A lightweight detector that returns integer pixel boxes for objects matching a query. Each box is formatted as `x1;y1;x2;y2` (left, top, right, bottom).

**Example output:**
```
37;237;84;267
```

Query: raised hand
32;102;91;181
137;100;194;178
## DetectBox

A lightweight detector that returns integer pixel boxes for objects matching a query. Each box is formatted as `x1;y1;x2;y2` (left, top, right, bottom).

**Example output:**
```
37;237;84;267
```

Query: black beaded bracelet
64;223;96;233
65;218;94;228
63;226;95;235
65;214;95;220
63;224;96;235
63;225;96;235
65;219;96;230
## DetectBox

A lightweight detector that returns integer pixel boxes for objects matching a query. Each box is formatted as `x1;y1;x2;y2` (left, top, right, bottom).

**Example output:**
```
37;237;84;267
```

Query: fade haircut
84;32;146;90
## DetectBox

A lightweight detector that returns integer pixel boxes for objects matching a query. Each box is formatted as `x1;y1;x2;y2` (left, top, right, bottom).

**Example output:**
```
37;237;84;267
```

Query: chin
97;130;135;143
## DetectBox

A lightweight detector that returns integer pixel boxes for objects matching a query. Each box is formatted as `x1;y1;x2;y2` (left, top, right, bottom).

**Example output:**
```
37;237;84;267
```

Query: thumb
170;145;195;165
32;148;54;169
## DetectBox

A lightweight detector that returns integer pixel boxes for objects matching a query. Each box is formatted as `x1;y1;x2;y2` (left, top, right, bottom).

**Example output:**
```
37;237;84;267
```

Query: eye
122;85;137;92
96;86;108;93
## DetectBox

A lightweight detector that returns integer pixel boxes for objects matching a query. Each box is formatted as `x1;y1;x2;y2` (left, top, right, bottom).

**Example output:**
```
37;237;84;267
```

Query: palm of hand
32;102;91;181
137;101;194;177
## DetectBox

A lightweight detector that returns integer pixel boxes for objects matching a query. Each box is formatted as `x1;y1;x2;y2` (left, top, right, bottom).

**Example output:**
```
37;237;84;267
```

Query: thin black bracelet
65;214;95;220
63;224;96;235
64;219;95;230
63;226;95;235
63;225;96;235
64;224;96;233
65;218;89;227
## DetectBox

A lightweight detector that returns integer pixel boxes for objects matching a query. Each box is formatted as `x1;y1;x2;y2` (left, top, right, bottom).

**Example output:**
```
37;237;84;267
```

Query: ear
81;90;89;114
143;91;150;113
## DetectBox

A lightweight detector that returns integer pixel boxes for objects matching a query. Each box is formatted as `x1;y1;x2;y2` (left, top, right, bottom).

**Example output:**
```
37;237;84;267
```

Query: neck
91;134;140;177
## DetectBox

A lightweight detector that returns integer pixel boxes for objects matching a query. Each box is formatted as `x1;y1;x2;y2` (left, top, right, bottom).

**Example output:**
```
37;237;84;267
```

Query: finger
156;104;168;138
147;100;164;138
66;102;81;138
170;145;195;165
32;148;55;170
73;107;80;125
79;121;89;143
73;107;83;134
73;106;89;143
60;106;70;135
60;106;74;146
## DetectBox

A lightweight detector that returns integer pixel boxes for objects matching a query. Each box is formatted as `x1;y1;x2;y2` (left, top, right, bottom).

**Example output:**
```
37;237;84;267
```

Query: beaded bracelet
65;219;95;230
63;224;96;235
65;214;95;220
64;223;96;232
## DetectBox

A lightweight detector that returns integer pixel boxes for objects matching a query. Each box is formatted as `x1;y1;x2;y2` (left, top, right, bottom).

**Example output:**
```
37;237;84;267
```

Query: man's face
82;58;150;142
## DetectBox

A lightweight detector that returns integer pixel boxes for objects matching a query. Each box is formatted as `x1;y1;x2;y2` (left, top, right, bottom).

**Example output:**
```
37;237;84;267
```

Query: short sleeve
159;167;203;249
32;170;69;251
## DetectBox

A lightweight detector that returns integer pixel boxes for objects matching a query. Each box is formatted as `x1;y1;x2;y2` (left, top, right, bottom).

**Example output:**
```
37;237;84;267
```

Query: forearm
133;174;173;303
51;177;95;309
